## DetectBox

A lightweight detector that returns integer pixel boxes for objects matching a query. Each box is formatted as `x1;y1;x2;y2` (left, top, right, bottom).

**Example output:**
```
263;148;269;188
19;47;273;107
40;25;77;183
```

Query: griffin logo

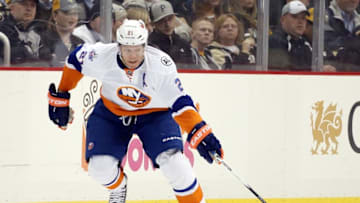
310;100;342;155
117;86;151;108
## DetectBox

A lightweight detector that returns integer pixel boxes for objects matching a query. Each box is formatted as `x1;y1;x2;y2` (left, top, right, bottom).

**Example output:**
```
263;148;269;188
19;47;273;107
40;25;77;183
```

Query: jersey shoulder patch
146;46;177;74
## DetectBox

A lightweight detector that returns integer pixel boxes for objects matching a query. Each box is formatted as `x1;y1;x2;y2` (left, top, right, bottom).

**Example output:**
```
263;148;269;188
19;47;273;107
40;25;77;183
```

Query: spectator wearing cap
268;0;313;71
287;0;311;7
324;0;360;71
148;0;193;67
0;0;48;65
39;0;83;67
73;1;104;43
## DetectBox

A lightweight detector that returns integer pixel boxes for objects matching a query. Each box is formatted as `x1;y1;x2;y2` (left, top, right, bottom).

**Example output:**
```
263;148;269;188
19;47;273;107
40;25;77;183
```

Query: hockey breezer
210;151;267;203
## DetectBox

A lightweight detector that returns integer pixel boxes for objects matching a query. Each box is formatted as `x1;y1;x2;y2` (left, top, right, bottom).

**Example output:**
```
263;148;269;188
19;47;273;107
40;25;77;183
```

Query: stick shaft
211;152;267;203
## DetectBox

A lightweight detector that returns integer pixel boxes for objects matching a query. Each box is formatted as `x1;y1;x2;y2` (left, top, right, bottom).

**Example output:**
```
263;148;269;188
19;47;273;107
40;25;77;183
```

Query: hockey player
47;19;224;203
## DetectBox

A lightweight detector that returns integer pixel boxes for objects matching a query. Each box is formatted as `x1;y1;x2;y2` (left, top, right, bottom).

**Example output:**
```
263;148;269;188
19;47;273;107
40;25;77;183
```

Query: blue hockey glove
48;83;73;130
187;121;224;164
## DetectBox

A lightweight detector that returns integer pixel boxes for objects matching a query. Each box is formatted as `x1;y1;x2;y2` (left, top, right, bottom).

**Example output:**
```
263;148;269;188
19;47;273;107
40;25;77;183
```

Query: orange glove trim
48;92;69;107
189;124;212;149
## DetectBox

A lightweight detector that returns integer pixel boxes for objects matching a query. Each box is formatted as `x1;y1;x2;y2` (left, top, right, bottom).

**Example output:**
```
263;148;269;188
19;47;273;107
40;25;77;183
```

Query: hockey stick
210;152;267;203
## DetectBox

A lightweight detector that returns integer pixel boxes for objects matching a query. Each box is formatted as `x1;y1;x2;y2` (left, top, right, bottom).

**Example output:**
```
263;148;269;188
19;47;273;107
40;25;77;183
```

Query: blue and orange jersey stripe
59;66;83;92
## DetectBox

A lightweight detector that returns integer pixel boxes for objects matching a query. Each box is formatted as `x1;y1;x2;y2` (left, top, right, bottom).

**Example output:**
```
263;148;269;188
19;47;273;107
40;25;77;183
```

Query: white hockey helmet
116;19;148;46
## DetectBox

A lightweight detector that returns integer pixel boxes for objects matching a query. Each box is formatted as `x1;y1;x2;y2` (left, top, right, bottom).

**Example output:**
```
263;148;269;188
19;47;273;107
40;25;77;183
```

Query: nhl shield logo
161;56;172;66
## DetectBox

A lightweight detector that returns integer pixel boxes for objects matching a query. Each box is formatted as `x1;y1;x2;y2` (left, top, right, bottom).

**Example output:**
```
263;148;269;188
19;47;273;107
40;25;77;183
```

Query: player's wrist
187;121;212;149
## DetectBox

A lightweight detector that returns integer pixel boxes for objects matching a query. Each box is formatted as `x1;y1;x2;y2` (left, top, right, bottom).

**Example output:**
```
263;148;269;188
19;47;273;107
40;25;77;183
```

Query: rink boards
1;70;360;202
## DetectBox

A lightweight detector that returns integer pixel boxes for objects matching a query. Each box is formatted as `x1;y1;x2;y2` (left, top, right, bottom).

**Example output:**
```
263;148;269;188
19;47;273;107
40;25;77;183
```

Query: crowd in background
0;0;359;72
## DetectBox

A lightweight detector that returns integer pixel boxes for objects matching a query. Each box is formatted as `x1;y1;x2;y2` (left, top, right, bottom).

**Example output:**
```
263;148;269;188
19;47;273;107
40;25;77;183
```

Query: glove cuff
48;92;70;107
187;121;212;149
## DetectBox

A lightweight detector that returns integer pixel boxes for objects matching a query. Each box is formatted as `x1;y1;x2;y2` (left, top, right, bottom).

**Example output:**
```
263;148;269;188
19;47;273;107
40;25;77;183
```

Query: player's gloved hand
187;121;224;164
48;83;74;130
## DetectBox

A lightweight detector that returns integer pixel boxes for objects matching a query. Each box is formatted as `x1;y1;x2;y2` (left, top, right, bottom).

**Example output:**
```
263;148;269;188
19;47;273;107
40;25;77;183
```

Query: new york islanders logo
117;86;151;108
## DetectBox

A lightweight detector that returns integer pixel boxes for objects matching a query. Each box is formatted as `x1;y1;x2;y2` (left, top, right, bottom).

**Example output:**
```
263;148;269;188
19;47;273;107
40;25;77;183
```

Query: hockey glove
48;83;73;130
187;121;223;164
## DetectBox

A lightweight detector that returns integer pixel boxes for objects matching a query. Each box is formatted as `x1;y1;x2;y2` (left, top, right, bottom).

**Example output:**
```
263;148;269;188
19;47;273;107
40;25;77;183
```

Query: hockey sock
156;149;205;203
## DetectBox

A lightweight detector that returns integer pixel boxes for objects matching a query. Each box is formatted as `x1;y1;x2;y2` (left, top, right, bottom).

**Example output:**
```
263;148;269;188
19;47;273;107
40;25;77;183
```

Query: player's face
120;45;145;69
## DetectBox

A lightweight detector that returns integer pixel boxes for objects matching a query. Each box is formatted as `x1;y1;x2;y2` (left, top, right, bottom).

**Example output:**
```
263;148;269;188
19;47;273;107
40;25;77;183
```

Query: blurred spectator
0;0;48;65
73;1;104;43
324;0;360;71
126;6;152;33
190;0;224;24
225;0;257;38
172;0;225;28
75;0;99;23
122;0;147;9
0;1;9;21
303;7;337;72
207;13;255;70
111;3;127;42
190;17;221;70
270;0;312;32
39;0;83;67
268;1;313;71
148;0;192;66
35;0;52;21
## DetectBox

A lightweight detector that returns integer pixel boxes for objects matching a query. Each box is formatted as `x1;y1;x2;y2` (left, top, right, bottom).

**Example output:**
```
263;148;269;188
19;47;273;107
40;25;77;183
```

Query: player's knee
88;155;120;184
156;149;196;189
157;149;205;202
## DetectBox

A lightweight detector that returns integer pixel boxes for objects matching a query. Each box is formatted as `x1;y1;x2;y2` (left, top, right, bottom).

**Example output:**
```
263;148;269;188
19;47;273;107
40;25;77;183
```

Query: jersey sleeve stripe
67;45;83;72
171;95;196;113
171;106;197;117
173;109;203;134
58;66;84;92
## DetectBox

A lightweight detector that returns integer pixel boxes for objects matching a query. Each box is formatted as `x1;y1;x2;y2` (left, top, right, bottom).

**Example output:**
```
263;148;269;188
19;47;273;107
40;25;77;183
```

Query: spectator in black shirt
268;1;313;71
148;0;193;68
0;0;49;65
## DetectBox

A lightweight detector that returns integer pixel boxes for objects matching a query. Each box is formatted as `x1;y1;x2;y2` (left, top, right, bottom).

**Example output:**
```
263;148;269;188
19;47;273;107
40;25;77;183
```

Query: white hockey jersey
59;43;203;132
